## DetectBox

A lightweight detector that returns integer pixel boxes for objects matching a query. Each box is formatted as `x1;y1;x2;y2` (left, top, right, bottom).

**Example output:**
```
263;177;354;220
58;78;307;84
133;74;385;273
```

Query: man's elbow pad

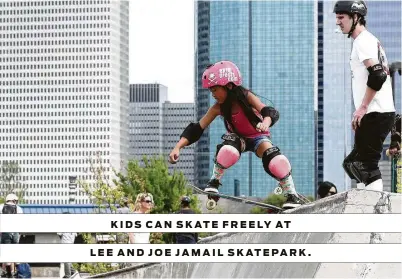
261;106;279;127
180;122;204;145
367;64;387;91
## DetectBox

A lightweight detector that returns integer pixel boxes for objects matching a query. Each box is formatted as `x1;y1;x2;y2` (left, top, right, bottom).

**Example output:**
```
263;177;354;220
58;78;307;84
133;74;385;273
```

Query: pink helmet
201;60;242;89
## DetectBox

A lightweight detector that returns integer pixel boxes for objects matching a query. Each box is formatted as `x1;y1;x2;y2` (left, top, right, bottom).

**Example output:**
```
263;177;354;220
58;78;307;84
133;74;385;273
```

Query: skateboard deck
188;184;284;213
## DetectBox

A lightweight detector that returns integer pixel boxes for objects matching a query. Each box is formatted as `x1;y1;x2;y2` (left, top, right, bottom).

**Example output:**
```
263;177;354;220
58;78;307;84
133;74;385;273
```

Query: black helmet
333;1;367;16
181;196;191;204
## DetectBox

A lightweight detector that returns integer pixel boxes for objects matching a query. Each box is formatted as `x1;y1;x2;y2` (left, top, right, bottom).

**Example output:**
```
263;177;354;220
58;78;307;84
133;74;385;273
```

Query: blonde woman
128;193;154;244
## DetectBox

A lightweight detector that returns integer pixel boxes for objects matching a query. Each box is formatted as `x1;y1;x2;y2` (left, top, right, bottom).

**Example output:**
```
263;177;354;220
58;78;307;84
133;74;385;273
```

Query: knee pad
344;160;381;185
262;147;291;180
214;133;243;169
342;149;359;180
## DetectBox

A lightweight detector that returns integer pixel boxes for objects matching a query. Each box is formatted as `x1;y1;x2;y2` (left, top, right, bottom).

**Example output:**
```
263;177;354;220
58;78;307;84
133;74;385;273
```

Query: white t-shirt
129;212;150;244
350;30;395;114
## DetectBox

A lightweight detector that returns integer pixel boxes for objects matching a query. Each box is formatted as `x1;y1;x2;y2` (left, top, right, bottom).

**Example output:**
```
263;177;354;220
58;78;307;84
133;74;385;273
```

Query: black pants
351;112;395;184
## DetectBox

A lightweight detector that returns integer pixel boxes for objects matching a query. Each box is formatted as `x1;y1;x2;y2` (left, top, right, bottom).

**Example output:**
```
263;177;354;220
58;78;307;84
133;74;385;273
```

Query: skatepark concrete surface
87;189;401;279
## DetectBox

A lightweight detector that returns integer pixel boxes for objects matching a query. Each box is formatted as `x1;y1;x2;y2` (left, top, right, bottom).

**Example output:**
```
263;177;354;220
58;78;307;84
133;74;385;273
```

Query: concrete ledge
90;189;401;279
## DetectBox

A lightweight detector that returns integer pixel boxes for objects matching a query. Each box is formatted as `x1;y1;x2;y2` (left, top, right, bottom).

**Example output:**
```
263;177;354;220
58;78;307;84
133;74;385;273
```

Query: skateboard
188;184;284;213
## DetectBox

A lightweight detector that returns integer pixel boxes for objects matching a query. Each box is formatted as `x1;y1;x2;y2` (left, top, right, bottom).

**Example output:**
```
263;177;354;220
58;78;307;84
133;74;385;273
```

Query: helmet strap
348;14;360;38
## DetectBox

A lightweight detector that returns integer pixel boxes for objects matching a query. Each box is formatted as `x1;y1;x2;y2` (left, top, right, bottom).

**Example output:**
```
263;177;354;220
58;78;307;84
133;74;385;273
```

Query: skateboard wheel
206;199;217;210
274;186;283;195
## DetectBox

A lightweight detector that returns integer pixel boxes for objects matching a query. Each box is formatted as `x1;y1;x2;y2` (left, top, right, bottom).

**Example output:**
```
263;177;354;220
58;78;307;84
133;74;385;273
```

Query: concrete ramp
89;189;401;279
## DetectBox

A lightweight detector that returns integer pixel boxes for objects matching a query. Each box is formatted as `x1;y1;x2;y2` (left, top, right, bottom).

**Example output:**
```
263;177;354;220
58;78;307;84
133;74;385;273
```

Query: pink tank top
224;107;270;138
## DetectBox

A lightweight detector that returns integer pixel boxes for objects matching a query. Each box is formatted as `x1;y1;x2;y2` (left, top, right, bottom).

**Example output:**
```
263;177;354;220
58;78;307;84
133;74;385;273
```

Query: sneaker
282;194;303;209
204;178;221;193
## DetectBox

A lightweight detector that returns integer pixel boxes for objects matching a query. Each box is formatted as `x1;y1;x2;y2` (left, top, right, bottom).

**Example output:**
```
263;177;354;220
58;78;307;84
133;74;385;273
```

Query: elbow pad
367;64;387;91
260;106;279;127
180;122;204;145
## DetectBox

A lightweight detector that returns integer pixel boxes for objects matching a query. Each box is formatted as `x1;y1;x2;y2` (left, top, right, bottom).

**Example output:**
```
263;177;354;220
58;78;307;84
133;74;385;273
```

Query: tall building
195;1;316;197
320;0;401;192
129;84;168;159
0;0;130;204
368;1;401;111
163;102;195;184
129;84;195;184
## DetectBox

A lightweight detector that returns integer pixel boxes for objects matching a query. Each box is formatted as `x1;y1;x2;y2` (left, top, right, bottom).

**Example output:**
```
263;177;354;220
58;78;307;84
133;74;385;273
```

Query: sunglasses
142;200;153;204
328;191;337;195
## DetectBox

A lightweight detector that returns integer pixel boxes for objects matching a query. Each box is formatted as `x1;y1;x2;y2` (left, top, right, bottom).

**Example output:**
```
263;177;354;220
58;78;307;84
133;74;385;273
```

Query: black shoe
204;178;221;194
282;194;303;209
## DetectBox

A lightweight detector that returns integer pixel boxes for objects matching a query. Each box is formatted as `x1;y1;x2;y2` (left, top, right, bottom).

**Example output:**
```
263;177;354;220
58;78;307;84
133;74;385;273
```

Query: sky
129;0;195;103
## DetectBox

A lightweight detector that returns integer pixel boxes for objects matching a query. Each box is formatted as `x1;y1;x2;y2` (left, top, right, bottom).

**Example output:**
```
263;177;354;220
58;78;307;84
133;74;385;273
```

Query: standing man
334;1;396;191
174;196;198;244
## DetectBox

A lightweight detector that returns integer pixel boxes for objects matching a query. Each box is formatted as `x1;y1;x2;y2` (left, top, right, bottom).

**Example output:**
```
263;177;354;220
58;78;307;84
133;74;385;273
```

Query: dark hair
352;14;366;26
220;85;261;135
345;13;366;26
181;201;190;207
317;181;337;198
359;16;366;26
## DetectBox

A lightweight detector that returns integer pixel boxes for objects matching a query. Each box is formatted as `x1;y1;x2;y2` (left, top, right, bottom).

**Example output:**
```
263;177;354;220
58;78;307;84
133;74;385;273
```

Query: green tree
74;154;201;274
0;161;27;203
79;154;126;213
305;196;315;202
250;194;287;214
115;155;201;244
251;193;315;214
74;154;125;275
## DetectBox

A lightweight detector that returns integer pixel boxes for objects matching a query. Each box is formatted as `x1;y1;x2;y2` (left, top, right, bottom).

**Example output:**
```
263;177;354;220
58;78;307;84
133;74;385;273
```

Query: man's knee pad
262;147;291;180
342;149;358;180
215;133;243;169
345;160;381;185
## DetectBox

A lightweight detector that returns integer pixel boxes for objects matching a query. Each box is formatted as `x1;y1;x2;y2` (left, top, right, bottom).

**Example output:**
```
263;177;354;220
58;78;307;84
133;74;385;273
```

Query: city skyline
1;0;400;205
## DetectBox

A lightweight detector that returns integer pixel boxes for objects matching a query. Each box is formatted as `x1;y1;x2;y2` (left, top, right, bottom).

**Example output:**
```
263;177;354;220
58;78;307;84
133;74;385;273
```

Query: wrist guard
261;106;279;127
180;122;204;145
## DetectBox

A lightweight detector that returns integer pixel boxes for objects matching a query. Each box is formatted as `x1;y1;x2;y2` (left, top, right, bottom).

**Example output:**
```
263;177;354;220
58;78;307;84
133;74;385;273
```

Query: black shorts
354;111;395;168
